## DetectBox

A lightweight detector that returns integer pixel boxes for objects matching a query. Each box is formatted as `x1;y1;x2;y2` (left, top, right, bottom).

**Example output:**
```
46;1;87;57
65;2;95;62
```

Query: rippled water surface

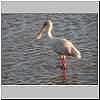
1;13;98;85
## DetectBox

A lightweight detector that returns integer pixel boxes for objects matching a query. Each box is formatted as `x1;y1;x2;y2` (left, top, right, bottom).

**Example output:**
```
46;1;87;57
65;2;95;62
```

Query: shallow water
1;13;98;85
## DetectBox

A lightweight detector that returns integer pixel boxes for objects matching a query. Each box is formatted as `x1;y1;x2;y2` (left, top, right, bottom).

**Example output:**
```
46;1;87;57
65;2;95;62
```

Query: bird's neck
48;32;54;39
47;20;54;39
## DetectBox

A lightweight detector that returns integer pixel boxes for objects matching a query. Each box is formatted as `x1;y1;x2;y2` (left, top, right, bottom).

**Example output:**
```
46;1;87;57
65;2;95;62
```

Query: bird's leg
58;55;67;80
58;55;64;66
63;55;67;80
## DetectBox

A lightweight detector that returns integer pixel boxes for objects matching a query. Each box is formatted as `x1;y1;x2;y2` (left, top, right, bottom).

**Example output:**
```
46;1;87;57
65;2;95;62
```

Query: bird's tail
72;47;81;60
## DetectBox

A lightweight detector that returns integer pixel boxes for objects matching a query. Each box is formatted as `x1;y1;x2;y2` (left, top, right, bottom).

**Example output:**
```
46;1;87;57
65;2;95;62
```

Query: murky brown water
1;13;98;85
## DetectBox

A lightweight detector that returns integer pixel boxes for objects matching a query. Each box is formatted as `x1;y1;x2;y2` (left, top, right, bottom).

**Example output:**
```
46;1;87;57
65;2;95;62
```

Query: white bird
36;19;81;59
36;19;81;80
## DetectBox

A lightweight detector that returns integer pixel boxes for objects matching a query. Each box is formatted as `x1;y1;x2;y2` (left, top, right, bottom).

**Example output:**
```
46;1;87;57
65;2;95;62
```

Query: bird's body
48;38;70;55
46;34;81;60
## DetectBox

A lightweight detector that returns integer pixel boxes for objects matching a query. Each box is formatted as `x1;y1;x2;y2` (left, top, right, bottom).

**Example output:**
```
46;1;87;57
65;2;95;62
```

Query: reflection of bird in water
36;19;81;80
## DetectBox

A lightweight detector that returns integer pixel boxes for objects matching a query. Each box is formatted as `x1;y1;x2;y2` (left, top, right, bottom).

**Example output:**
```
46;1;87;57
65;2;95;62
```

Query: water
1;13;98;85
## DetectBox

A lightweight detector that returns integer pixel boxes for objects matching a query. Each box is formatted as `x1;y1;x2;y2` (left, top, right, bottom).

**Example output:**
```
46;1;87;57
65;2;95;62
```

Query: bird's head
36;19;53;40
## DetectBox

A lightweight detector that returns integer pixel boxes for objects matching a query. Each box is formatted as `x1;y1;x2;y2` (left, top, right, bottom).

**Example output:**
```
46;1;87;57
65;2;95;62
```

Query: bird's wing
49;38;70;55
64;39;81;59
63;39;74;54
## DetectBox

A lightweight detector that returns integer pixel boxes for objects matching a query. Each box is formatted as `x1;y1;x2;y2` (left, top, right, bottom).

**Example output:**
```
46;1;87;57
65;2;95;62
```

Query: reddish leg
63;59;67;80
59;55;67;80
